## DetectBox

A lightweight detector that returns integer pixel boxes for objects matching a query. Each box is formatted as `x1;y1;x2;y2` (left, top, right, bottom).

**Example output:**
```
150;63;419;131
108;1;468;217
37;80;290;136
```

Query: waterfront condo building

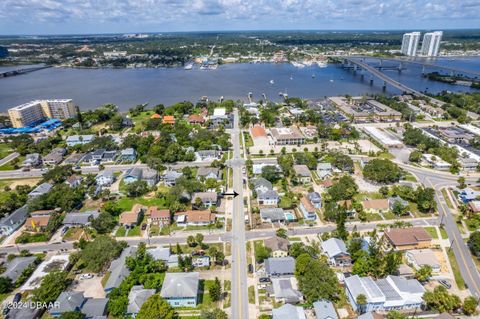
401;32;420;56
421;31;443;57
8;99;75;128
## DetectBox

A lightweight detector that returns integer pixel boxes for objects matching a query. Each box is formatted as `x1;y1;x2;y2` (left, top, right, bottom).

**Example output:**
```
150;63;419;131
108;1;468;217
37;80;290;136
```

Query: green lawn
423;226;439;239
447;249;466;290
0;143;13;159
243;132;253;147
0;156;24;171
248;285;255;304
116;197;167;211
441;189;454;209
403;172;417;182
115;227;126;237
439;227;448;239
127;226;141;237
366;213;383;221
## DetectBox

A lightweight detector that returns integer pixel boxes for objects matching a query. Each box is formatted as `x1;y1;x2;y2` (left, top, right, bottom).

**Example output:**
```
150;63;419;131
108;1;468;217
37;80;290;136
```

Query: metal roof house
272;304;306;319
104;247;137;293
127;285;155;315
313;300;339;319
0;205;28;236
62;211;100;226
160;272;199;308
344;275;424;313
270;277;303;303
49;291;108;318
28;182;52;199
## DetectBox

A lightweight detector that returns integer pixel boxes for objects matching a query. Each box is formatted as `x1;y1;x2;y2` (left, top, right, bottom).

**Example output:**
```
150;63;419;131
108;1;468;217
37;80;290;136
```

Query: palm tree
356;294;367;314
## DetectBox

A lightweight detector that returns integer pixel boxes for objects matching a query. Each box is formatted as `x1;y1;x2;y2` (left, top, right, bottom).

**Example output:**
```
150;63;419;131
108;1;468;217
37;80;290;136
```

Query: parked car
259;277;271;283
248;264;253;273
80;273;94;280
141;224;147;230
438;279;451;289
13;293;21;303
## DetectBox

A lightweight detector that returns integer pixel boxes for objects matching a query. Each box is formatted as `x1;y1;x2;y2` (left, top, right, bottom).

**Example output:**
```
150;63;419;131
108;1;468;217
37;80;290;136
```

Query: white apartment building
8;99;75;128
401;32;420;56
421;31;443;57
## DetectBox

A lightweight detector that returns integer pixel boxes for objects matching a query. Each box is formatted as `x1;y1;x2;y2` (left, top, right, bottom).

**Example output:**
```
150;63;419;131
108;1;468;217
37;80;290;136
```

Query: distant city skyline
0;0;479;35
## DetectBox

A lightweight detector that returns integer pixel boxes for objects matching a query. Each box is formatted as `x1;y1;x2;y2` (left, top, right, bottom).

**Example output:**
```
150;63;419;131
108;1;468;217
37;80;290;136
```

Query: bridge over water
0;65;51;78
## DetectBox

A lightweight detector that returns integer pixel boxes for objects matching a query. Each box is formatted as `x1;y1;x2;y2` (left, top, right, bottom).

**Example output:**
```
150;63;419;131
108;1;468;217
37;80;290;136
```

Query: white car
80;273;94;280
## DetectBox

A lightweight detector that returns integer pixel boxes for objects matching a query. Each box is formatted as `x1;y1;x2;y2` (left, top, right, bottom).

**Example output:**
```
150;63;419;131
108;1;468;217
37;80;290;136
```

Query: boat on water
270;80;275;84
329;79;334;82
291;61;305;68
317;61;328;68
312;74;316;78
184;62;194;70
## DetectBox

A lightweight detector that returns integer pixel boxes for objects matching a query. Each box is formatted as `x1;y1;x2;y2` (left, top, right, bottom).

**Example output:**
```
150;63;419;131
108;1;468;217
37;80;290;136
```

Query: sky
0;0;479;35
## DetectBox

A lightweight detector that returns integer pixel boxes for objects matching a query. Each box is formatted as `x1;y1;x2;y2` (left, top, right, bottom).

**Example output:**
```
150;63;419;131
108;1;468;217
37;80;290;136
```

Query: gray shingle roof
258;190;279;200
0;205;28;232
160;272;199;299
28;183;52;198
271;277;302;303
53;291;85;313
321;238;349;258
63;211;99;226
272;304;306;319
105;247;137;291
147;247;170;262
1;256;37;282
81;298;109;318
127;285;155;314
265;257;295;276
313;300;338;319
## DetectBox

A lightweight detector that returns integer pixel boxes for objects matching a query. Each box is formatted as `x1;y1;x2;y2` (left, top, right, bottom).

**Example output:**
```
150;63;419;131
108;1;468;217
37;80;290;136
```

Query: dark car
141;224;147;230
248;264;254;273
438;279;451;289
13;293;21;303
259;277;271;283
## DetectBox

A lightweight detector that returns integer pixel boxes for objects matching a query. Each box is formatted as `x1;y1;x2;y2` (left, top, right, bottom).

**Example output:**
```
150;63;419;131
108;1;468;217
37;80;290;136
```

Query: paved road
0;152;19;167
401;164;480;297
230;109;249;319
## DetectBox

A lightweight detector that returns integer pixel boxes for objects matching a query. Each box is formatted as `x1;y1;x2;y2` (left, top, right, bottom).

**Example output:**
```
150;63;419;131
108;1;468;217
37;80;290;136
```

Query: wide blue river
0;57;479;111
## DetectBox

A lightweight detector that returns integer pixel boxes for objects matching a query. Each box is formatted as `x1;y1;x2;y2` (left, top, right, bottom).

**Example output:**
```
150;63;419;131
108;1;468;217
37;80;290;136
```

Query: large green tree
32;271;69;303
423;285;461;313
362;159;402;184
78;235;125;272
137;295;175;319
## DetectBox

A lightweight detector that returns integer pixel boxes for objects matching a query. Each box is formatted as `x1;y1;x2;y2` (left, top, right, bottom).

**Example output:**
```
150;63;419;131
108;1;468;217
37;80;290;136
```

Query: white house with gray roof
28;183;52;199
104;246;137;293
270;277;303;303
1;256;37;283
62;211;99;227
127;285;155;315
257;190;279;206
313;300;338;319
344;275;424;313
0;205;28;236
160;272;199;308
50;291;108;318
321;238;352;267
272;304;306;319
251;177;273;193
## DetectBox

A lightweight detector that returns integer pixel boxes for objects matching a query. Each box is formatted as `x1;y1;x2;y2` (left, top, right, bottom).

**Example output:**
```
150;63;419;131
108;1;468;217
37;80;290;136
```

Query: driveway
72;274;106;298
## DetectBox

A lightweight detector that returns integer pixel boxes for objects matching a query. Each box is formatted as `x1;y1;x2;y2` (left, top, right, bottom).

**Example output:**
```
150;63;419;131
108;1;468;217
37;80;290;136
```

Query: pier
0;65;51;78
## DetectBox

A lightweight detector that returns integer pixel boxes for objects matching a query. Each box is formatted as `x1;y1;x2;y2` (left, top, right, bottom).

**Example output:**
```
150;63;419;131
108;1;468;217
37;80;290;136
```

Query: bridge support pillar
398;62;403;73
369;77;374;86
353;64;358;73
382;81;387;91
422;66;425;75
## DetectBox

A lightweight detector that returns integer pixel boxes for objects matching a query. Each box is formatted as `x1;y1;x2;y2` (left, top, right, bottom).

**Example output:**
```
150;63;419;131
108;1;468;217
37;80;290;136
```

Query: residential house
388;196;409;211
252;163;281;175
191;192;218;209
119;205;145;229
66;134;94;147
272;304;306;319
28;182;52;199
22;153;42;168
257;190;279;206
43;148;66;165
82;149;118;165
293;165;311;184
122;116;133;127
269;277;303;303
95;170;115;186
264;236;289;258
62;211;99;227
176;210;216;226
150;113;161;119
192;256;210;268
160;272;199;308
63;152;85;166
384;227;432;251
196;167;221;180
308;192;322;209
50;291;108;318
265;257;295;277
0;205;28;236
422;154;451;171
1;256;37;283
299;196;316;220
120;148;137;162
162;170;183;186
344;275;424;312
209;108;232;128
269;127;305;145
260;208;288;223
251;177;273;193
25;215;51;232
105;247;137;293
313;300;338;319
361;199;390;214
142;168;159;186
357;313;385;319
406;249;441;273
147;207;170;226
321;238;351;267
127;285;155;316
317;162;333;179
460;157;478;171
147;247;179;268
468;200;480;213
459;187;480;203
65;175;83;188
188;114;205;125
124;167;142;184
195;150;221;162
250;125;270;147
162;115;175;125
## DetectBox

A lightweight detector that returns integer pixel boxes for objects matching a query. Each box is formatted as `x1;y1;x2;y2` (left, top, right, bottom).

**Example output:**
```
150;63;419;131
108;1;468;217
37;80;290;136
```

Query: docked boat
184;62;194;70
270;80;275;84
291;61;305;68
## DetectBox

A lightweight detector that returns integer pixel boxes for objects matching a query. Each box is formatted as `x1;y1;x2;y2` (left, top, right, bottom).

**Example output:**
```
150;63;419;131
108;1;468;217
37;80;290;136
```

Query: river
0;57;479;111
